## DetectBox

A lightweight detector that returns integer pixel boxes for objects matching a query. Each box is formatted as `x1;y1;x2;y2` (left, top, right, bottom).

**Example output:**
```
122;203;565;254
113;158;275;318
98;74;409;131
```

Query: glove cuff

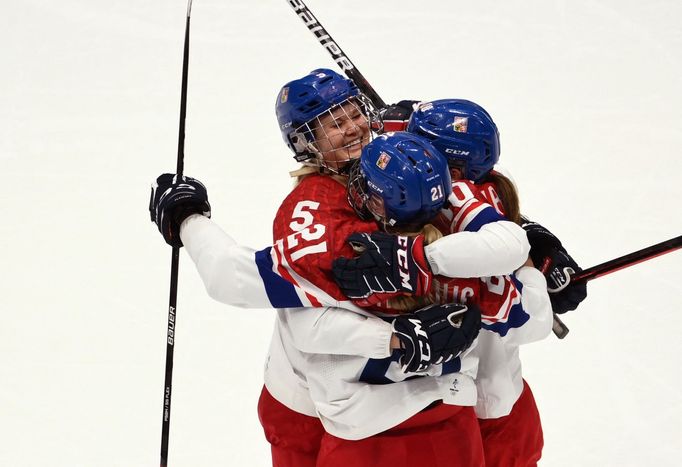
410;235;433;295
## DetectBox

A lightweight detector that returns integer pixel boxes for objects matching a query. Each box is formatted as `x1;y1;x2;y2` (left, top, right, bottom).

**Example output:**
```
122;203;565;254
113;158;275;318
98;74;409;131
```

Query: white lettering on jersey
285;201;328;261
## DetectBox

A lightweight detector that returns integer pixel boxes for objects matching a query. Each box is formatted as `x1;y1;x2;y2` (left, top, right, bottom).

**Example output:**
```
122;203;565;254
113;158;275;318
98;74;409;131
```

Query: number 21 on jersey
285;201;328;261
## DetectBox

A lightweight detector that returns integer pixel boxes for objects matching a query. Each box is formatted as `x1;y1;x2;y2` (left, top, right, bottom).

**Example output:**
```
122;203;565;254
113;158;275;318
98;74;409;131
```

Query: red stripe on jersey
452;199;485;232
305;292;322;307
272;241;309;304
272;239;329;308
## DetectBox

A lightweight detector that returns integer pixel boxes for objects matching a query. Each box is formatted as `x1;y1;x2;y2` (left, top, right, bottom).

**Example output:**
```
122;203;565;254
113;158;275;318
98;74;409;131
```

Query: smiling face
310;98;371;172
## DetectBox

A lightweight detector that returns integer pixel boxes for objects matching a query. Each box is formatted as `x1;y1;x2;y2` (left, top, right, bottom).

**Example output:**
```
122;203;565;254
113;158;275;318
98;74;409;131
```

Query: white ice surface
1;0;681;466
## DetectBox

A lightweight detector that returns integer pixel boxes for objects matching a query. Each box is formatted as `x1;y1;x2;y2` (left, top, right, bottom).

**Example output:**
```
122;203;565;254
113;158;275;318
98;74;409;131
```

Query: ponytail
486;171;521;225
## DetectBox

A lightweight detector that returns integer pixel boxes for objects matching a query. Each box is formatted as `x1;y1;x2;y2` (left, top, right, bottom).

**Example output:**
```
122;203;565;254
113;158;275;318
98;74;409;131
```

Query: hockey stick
283;0;679;340
286;0;562;340
572;234;682;283
160;1;193;466
550;234;682;339
285;0;387;108
539;257;570;339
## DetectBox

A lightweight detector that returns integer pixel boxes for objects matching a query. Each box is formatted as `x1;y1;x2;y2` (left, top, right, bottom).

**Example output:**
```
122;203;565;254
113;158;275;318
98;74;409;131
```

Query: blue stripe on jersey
442;357;461;375
481;275;530;336
464;205;506;232
359;350;463;384
359;351;401;385
255;247;304;308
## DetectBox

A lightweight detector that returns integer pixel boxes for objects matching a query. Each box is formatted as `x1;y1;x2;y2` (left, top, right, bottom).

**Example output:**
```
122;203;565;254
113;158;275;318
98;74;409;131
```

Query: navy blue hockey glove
149;173;211;248
392;303;481;373
522;219;588;314
332;232;433;307
380;100;420;133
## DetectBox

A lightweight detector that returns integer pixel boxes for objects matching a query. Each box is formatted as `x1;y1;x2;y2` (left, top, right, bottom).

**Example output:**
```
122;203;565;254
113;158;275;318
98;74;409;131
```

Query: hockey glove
522;219;588;314
149;173;211;248
380;100;420;133
332;232;433;307
392;303;481;373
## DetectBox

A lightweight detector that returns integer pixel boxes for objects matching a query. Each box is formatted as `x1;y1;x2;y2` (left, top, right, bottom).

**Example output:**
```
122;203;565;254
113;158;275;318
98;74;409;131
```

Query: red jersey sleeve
431;274;521;325
433;180;507;234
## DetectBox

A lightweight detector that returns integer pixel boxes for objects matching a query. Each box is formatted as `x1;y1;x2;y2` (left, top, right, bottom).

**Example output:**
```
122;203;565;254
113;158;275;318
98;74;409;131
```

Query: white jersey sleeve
473;265;553;419
181;214;395;358
425;220;530;278
181;214;322;308
304;351;476;440
265;312;477;437
502;265;553;345
278;306;393;359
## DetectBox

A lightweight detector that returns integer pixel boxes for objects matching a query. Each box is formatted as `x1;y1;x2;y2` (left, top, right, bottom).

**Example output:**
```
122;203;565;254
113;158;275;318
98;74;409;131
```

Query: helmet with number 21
348;131;451;229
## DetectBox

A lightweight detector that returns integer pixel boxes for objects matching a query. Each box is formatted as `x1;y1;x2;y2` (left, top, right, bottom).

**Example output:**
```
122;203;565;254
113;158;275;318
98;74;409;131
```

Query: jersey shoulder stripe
255;246;306;308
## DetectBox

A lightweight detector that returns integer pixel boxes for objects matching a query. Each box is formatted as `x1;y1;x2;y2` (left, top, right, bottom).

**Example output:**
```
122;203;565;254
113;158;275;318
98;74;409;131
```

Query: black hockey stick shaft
572;234;682;284
550;234;681;340
538;258;570;339
161;2;193;466
286;0;387;108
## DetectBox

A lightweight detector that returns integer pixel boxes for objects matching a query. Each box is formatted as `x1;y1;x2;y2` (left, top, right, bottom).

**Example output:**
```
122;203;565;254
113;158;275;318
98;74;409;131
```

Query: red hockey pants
477;379;544;467
316;403;485;467
258;386;325;467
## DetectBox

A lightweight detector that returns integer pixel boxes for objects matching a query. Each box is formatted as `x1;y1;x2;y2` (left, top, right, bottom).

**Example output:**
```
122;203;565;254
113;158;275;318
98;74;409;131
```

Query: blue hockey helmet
276;68;377;171
407;99;500;182
348;132;451;228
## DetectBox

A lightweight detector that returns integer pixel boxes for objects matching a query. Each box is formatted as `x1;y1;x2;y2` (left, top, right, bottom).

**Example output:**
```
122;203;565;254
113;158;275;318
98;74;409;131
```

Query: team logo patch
453;116;468;133
376;152;391;170
280;87;289;103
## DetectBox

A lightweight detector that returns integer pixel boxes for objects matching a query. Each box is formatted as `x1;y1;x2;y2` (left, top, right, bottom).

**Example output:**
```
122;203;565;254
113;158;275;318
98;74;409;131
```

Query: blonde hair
485;171;521;225
289;165;348;188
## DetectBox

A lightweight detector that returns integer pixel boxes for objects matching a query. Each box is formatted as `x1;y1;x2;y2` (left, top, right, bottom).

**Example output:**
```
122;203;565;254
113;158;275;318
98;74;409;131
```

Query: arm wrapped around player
149;173;211;248
522;218;587;314
331;231;433;307
392;303;482;373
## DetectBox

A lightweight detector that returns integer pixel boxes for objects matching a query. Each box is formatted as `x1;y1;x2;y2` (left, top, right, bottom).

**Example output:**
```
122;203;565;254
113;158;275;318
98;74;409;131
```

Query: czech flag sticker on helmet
280;87;289;103
453;116;468;133
376;152;391;170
